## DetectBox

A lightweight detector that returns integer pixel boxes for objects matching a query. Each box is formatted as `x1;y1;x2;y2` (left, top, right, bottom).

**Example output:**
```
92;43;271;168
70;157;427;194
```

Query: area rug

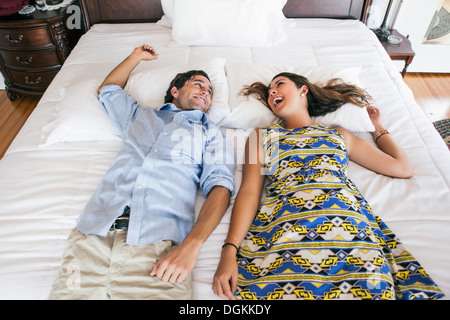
433;118;450;150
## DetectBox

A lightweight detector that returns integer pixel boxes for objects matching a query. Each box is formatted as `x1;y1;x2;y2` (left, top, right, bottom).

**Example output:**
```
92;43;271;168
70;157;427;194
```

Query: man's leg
48;228;113;300
109;234;193;300
49;228;193;300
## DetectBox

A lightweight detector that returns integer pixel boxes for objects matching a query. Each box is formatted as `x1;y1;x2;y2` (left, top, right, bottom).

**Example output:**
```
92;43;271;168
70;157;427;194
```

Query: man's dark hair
164;70;211;103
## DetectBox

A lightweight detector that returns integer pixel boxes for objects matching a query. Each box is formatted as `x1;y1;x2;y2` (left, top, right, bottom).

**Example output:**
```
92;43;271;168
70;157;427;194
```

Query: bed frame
79;0;373;30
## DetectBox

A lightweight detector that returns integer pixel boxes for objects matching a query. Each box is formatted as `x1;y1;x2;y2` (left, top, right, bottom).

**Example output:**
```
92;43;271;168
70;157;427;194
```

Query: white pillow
156;14;172;28
160;0;174;25
40;59;230;146
156;0;174;28
222;63;375;132
171;0;287;47
125;58;230;124
40;77;121;146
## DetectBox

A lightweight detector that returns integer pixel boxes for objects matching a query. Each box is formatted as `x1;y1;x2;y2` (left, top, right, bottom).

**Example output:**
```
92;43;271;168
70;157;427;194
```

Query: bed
0;0;449;300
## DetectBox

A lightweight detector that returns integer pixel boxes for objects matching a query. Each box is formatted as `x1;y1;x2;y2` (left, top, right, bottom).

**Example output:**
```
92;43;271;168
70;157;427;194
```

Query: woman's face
267;76;306;116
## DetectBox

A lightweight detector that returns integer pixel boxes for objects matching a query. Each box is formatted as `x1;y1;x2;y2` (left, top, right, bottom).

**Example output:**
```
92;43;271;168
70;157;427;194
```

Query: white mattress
0;19;449;300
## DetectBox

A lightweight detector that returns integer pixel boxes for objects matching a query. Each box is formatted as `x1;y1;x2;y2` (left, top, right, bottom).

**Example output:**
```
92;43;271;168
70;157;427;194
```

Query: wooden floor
403;73;450;122
0;92;40;159
0;72;449;159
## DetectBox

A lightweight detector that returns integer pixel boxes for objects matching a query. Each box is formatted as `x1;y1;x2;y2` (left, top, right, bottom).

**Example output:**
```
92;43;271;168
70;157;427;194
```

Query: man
48;45;235;299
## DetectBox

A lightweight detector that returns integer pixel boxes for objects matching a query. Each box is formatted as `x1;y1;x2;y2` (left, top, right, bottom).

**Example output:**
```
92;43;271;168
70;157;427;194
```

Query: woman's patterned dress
236;124;444;300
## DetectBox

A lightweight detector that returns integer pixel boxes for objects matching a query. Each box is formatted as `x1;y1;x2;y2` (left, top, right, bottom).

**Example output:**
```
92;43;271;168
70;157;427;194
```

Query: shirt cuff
203;176;234;198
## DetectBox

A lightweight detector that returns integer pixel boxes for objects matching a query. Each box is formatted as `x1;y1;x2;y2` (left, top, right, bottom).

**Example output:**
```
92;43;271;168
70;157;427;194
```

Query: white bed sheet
0;19;449;300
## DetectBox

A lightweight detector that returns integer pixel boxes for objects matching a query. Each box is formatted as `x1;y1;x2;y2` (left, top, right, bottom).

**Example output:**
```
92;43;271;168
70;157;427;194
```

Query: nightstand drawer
0;49;61;69
0;0;82;100
0;27;53;49
8;69;59;89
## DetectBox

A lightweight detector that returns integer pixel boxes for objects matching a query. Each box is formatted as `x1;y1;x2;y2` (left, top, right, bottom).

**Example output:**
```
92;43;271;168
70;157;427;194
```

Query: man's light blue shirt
76;85;235;245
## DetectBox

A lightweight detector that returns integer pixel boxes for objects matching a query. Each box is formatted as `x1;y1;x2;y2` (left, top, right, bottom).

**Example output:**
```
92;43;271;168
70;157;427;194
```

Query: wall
393;0;450;72
367;0;402;30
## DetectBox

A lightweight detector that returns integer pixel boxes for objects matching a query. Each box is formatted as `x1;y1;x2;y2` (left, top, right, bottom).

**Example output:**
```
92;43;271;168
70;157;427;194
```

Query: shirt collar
159;103;209;127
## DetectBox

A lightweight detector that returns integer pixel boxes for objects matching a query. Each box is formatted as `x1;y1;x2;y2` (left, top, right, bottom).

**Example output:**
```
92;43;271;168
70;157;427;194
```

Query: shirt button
137;185;142;189
154;149;158;153
163;132;168;136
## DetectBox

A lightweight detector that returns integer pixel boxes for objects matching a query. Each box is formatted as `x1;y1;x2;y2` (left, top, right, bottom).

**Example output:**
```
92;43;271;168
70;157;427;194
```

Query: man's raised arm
98;44;159;94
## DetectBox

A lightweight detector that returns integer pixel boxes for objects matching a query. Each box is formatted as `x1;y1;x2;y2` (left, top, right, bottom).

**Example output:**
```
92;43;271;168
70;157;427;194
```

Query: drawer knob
16;56;33;65
25;76;42;85
5;34;24;43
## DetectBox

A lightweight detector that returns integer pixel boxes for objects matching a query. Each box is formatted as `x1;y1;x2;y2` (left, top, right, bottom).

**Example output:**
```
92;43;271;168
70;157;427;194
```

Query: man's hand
150;187;231;284
133;44;159;62
150;241;200;284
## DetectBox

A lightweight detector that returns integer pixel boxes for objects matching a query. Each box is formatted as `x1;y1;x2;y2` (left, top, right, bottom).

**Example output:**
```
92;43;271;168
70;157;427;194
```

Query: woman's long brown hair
239;72;373;117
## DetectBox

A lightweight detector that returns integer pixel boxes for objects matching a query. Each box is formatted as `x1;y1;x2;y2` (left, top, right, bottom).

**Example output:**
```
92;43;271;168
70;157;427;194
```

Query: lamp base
373;26;391;40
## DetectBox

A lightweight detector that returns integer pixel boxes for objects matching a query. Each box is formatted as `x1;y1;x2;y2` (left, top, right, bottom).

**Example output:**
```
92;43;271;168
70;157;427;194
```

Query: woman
212;73;444;300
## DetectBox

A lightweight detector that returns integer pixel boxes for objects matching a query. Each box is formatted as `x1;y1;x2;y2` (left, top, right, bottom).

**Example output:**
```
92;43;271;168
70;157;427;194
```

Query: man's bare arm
150;186;231;283
98;44;158;94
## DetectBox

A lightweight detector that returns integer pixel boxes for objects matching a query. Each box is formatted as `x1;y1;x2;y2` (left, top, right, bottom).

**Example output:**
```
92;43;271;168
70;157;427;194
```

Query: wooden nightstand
0;1;84;100
380;29;415;78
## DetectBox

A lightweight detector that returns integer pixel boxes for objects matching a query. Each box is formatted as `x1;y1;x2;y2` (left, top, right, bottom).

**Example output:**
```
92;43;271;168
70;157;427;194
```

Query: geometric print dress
236;124;444;300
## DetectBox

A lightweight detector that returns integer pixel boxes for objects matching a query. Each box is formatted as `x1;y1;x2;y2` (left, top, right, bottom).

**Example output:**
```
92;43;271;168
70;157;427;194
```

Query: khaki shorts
48;228;193;300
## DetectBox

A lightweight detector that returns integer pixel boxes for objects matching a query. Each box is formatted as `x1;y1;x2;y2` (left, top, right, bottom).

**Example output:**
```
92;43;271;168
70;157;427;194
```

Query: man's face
171;75;213;113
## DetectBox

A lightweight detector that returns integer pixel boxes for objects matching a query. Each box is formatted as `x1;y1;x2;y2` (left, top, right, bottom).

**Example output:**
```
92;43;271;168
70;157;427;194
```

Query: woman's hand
212;246;239;300
367;105;383;130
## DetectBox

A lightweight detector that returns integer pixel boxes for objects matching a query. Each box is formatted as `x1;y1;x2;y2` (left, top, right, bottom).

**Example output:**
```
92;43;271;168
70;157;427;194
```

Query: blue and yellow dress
236;124;444;300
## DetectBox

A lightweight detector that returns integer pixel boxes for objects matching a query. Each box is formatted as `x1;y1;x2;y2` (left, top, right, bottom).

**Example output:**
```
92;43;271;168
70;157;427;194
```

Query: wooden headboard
80;0;373;30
